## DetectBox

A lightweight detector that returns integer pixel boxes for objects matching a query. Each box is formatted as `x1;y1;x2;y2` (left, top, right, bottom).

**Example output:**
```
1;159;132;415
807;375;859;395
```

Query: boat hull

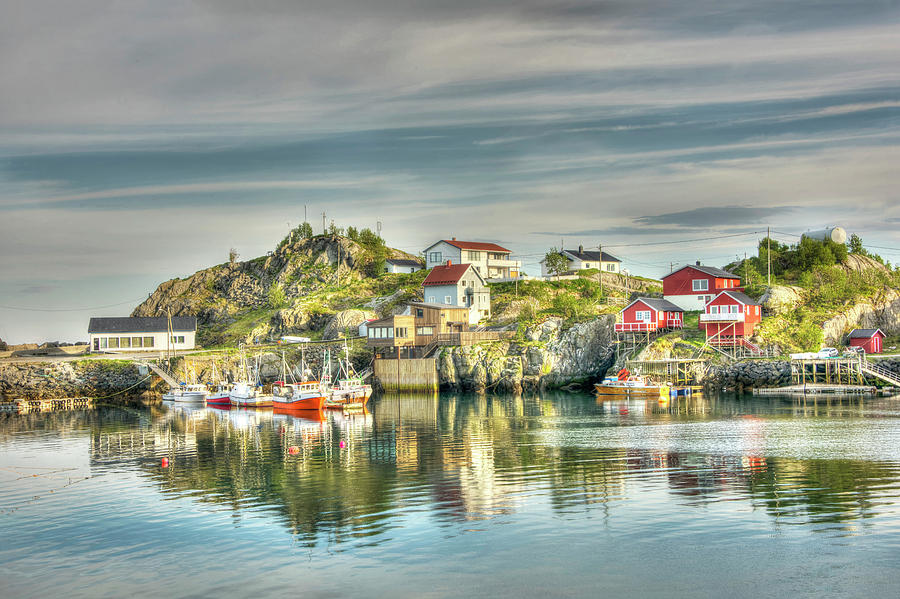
272;395;326;410
594;384;662;396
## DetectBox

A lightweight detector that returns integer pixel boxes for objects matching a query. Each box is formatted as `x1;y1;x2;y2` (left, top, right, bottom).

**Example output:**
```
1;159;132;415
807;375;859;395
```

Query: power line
0;296;147;312
603;231;765;248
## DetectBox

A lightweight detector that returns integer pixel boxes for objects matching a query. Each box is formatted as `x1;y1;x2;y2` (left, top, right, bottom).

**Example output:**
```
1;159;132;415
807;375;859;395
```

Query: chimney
452;237;456;241
446;259;452;266
579;244;584;254
696;260;701;266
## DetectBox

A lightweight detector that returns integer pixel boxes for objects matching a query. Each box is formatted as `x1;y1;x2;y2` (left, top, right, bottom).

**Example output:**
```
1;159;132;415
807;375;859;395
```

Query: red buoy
339;441;345;448
288;446;300;455
161;457;169;468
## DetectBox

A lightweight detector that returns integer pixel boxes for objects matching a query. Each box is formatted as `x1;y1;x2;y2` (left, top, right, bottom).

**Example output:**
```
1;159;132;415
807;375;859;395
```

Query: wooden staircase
860;358;900;387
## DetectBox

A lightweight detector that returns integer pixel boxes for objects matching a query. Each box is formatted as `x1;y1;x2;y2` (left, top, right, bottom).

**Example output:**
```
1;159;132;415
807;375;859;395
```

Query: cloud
635;206;797;227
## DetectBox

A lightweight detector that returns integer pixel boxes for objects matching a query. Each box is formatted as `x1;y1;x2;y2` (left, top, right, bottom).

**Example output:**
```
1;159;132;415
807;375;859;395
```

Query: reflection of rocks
437;316;616;392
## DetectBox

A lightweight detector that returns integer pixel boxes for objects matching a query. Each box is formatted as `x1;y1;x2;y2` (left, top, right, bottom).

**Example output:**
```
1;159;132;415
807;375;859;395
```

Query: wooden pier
754;384;876;396
374;358;438;392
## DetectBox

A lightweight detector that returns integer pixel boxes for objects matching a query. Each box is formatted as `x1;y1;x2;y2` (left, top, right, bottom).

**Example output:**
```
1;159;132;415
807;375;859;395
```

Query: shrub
268;282;288;309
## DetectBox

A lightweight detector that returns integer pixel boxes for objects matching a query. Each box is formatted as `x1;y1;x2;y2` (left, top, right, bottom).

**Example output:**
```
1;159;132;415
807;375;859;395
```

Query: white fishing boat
323;345;372;408
162;361;208;402
229;348;272;407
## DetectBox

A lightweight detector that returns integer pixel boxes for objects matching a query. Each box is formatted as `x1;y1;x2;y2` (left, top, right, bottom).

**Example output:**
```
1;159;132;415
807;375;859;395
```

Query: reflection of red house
616;298;684;332
662;263;742;311
848;328;885;354
699;291;761;342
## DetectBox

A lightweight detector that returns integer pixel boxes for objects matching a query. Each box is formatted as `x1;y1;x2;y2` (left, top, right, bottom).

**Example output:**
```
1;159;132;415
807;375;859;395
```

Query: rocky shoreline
0;360;163;401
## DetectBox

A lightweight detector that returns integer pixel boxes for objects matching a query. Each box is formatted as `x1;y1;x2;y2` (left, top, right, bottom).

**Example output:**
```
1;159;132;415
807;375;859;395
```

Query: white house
540;245;621;277
422;261;490;324
384;258;423;274
88;316;197;353
423;238;520;281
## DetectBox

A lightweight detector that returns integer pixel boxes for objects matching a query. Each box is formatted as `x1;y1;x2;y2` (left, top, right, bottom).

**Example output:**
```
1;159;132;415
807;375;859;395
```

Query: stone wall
703;360;791;392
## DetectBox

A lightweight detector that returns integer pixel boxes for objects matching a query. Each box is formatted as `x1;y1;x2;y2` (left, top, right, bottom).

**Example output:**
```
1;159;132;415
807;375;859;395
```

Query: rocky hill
132;234;420;345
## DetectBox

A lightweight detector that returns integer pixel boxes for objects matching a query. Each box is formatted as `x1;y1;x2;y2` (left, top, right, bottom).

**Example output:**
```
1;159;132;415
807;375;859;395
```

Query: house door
93;338;99;351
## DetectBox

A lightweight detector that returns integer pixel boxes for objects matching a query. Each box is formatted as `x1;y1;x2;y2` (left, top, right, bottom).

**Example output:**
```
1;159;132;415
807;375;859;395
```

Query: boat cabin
616;298;684;332
699;291;761;341
848;328;885;354
662;263;742;311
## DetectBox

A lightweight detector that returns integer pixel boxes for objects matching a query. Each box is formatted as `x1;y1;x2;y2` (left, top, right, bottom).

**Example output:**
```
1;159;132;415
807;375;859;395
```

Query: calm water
3;393;900;598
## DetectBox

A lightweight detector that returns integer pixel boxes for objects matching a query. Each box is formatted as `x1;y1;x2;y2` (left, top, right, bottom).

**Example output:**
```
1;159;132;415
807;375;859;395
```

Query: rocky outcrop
0;360;162;401
760;285;804;315
322;309;377;339
131;235;416;335
822;289;900;345
436;316;616;393
704;360;792;391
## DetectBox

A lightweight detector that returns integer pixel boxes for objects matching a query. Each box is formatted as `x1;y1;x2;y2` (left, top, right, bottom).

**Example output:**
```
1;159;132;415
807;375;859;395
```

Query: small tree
229;248;239;264
346;226;359;241
544;248;568;280
297;222;313;239
848;233;865;255
268;282;288;309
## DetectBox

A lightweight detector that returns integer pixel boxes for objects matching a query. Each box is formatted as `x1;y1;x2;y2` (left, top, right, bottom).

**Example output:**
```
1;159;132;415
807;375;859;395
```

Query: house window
606;264;615;271
108;337;119;348
710;306;719;314
428;252;442;263
467;251;481;261
120;337;131;348
395;328;408;338
131;337;142;348
144;337;154;347
427;296;436;303
636;310;651;321
755;306;759;315
368;329;375;338
584;263;591;269
99;337;108;349
692;279;708;291
171;335;185;344
416;308;424;318
444;296;451;304
416;326;434;336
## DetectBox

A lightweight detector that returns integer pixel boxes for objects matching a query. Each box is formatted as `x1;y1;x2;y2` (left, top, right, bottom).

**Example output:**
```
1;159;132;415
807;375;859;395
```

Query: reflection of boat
271;351;326;410
273;404;327;422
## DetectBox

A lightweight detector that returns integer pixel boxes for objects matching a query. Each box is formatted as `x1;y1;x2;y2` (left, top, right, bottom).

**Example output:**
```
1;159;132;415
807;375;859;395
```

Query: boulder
759;285;804;315
322;309;377;339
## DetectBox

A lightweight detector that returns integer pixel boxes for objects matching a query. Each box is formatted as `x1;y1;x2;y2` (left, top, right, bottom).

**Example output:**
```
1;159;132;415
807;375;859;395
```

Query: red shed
616;298;684;332
662;263;742;311
848;329;885;354
699;290;761;341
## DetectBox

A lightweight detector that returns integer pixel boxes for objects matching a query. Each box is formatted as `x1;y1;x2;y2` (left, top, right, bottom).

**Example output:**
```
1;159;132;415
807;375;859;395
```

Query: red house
662;262;742;311
616;298;684;332
848;329;885;354
699;291;762;342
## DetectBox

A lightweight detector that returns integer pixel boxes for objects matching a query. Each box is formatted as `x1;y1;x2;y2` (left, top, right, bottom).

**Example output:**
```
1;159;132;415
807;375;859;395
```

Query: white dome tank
802;227;847;244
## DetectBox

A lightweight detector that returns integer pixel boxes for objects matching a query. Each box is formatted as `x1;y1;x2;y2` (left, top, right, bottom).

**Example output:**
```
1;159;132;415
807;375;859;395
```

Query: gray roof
718;291;760;306
563;249;620;263
408;301;470;311
629;297;684;312
849;328;884;338
664;264;739;280
386;259;422;267
88;316;197;334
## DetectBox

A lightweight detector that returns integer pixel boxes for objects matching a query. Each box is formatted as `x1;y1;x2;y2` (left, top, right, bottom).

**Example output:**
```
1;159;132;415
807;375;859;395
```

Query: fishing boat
229;348;272;407
162;361;208;402
594;368;664;397
206;362;232;406
162;383;208;402
272;350;327;411
323;345;372;408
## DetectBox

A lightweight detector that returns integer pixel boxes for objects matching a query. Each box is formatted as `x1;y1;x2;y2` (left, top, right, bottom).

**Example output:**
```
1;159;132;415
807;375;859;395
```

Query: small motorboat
163;383;208;402
322;344;372;408
228;347;272;407
595;367;663;397
206;362;232;406
271;351;326;410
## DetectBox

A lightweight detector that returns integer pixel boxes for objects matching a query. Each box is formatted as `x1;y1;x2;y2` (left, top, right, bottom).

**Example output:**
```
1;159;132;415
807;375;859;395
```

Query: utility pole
304;204;307;224
322;211;327;234
670;262;674;273
744;252;748;285
767;226;771;287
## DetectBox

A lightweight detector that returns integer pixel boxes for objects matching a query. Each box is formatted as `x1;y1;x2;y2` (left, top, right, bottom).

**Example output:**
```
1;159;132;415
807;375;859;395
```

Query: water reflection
6;393;900;547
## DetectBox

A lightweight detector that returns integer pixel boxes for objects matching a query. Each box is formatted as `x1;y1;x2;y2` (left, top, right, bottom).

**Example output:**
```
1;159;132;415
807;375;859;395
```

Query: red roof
423;263;473;286
443;239;511;253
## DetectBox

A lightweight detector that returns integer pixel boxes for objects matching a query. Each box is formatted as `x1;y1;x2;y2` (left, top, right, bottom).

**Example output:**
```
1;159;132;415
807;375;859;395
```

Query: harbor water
2;392;900;597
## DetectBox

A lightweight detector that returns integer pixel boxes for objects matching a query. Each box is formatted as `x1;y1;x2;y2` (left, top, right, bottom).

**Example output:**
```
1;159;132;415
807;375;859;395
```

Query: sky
2;0;900;343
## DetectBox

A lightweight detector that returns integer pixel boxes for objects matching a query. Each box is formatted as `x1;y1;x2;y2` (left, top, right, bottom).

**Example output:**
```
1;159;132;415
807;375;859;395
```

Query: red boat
271;381;326;411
